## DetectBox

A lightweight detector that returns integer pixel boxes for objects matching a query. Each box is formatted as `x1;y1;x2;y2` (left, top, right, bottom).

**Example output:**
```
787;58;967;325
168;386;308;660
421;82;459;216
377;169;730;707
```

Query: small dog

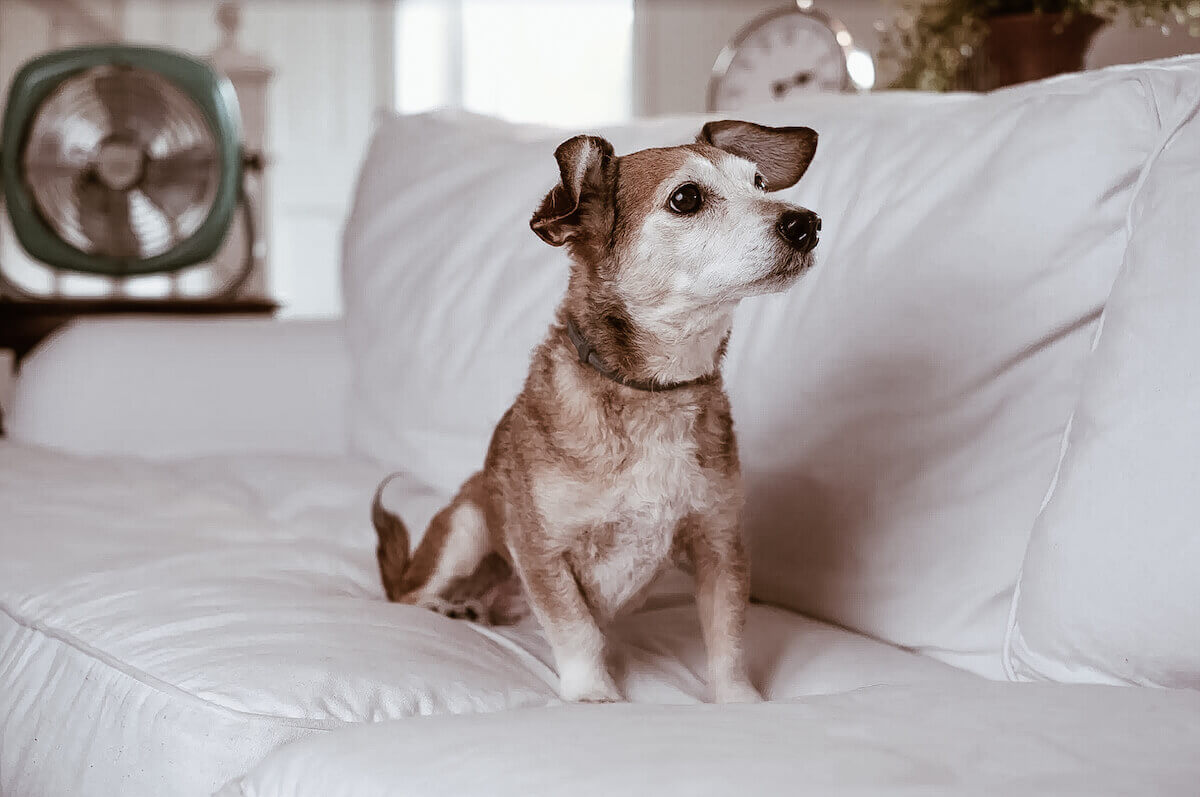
374;120;820;704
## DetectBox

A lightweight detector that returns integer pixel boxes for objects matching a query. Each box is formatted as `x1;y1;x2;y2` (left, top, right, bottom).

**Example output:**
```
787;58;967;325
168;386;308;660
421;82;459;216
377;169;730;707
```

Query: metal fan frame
0;45;242;277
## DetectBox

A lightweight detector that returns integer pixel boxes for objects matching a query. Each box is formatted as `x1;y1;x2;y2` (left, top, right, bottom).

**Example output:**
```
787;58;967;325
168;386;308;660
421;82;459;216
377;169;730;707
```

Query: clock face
709;11;850;112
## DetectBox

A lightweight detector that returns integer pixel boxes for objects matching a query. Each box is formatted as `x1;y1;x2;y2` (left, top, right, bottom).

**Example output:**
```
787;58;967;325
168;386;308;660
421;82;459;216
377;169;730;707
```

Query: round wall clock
707;1;874;113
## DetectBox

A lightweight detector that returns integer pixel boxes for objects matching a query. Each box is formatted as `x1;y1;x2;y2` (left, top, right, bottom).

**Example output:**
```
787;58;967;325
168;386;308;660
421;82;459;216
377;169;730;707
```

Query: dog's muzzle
777;209;821;254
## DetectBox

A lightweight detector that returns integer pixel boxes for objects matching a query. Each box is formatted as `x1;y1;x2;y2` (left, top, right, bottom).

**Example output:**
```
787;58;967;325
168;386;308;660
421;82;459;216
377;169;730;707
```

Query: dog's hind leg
439;552;529;625
375;472;497;621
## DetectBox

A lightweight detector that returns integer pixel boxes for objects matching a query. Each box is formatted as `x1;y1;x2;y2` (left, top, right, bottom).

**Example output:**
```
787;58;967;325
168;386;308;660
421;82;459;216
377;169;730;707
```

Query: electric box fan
0;45;261;300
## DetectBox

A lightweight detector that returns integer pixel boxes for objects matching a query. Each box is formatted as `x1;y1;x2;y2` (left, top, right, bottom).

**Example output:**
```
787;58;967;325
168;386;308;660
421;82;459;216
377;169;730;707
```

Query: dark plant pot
970;12;1106;91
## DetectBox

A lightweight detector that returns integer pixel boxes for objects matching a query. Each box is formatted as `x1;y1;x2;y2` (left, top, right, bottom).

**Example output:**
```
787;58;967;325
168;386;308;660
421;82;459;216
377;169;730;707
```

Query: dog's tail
372;474;411;602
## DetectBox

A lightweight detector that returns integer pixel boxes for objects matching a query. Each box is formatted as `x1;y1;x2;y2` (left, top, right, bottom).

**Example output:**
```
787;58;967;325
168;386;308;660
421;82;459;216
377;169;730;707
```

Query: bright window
395;0;634;127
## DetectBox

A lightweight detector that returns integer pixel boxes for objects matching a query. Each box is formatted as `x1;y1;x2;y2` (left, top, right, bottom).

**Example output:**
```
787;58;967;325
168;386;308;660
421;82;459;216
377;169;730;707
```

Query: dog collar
564;317;717;393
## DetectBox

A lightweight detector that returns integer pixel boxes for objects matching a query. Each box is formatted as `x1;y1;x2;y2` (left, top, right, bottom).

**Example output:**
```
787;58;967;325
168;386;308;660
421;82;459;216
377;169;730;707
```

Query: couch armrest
7;317;350;458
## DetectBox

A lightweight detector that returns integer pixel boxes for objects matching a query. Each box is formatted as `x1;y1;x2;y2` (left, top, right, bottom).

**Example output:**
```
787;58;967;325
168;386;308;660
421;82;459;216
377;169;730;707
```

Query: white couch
3;57;1200;797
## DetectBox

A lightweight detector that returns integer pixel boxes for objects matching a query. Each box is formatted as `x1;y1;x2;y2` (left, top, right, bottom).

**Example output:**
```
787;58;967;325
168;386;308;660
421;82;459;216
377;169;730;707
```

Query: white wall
0;0;393;317
635;0;1200;116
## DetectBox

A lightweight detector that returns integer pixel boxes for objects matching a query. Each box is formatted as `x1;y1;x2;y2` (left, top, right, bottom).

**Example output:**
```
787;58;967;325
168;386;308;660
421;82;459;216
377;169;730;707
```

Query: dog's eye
754;173;767;191
668;183;703;214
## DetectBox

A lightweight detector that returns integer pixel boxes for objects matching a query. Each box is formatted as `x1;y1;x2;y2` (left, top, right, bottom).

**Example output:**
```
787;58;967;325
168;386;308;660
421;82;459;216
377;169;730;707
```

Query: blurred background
1;0;1198;325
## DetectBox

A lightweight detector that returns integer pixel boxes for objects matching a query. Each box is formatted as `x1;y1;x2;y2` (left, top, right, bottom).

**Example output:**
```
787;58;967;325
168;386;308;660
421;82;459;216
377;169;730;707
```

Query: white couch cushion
1005;61;1200;689
0;443;971;797
222;683;1200;797
9;318;350;458
342;59;1200;676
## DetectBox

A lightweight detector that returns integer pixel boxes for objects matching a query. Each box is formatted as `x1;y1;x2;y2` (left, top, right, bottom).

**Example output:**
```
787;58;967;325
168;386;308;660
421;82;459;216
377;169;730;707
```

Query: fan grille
20;63;221;260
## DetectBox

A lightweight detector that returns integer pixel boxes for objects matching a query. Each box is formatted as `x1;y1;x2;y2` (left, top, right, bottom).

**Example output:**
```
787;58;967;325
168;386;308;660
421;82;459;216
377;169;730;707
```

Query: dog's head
530;121;819;315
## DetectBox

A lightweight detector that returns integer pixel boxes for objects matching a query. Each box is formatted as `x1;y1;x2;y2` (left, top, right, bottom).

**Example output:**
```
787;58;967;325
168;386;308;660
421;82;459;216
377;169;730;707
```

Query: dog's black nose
777;209;821;253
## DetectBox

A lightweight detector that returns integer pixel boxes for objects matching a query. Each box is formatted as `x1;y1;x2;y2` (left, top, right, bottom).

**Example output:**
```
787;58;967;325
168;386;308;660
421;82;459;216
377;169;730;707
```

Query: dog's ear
530;135;616;247
697;120;817;191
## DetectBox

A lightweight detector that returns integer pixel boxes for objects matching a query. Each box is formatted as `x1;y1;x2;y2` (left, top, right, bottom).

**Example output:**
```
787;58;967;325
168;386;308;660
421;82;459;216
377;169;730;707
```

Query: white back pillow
342;58;1200;676
1006;60;1200;689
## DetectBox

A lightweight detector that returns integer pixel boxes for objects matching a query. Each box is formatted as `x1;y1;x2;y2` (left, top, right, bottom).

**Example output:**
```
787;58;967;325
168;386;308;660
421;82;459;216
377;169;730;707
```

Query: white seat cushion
221;681;1200;797
0;443;971;797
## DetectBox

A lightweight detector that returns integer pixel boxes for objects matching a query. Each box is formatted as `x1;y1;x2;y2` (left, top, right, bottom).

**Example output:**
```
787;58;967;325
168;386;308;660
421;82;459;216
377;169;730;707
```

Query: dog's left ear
698;120;818;191
530;134;617;247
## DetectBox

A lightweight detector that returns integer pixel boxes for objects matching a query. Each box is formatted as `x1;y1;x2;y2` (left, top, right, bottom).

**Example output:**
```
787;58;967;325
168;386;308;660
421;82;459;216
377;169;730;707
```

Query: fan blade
93;68;166;138
75;171;140;259
141;145;218;224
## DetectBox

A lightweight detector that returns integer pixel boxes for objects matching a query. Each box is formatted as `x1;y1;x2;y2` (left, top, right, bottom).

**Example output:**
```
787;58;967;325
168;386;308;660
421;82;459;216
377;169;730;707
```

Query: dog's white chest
535;413;717;622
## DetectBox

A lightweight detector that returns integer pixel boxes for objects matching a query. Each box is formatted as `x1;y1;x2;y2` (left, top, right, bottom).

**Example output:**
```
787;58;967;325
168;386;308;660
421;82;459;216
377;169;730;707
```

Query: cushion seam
0;600;352;731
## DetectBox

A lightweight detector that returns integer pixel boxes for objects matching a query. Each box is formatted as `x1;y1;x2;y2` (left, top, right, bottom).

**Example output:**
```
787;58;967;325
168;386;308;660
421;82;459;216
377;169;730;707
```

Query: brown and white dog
373;120;820;704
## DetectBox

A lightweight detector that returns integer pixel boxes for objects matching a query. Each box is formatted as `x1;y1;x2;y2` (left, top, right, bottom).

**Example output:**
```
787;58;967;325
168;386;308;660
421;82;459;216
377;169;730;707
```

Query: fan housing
0;45;242;277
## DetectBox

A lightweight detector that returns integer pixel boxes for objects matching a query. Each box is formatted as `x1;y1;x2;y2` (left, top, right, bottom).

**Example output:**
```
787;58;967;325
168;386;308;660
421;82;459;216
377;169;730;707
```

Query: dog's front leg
512;547;622;703
682;514;763;704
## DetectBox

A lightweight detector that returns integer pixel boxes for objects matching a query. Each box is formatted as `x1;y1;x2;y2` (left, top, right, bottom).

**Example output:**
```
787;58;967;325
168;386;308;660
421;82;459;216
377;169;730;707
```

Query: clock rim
706;3;857;113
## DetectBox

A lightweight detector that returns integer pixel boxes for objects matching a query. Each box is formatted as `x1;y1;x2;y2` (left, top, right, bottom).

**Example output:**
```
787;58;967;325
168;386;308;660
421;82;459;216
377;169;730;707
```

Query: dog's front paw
714;679;763;704
559;665;623;703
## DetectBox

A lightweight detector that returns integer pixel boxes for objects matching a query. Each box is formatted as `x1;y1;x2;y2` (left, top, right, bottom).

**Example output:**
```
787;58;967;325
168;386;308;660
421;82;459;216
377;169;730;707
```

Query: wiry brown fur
374;121;819;703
